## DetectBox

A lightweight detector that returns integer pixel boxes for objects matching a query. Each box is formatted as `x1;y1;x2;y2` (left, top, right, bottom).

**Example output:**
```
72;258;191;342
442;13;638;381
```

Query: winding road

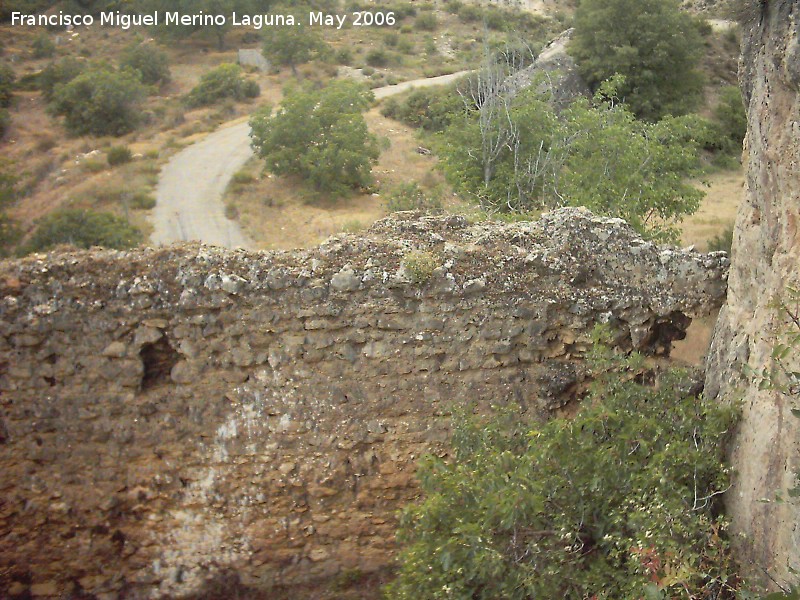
150;70;470;249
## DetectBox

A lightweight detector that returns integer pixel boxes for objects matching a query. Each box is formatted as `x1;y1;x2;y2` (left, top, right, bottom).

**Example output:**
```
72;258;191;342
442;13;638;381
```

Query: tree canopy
249;80;379;196
570;0;705;121
387;339;741;599
48;65;146;136
437;79;705;241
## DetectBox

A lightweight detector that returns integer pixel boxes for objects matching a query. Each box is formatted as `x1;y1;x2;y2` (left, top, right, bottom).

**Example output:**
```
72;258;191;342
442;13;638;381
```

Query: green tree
249;80;380;196
262;19;328;76
186;63;259;107
713;85;747;151
120;42;171;86
438;81;705;241
21;209;143;254
39;57;85;101
387;339;742;599
571;0;705;120
49;66;146;136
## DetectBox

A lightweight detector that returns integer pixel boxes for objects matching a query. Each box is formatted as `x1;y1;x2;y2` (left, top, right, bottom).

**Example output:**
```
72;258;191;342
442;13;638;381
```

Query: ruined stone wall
0;209;727;599
705;0;800;589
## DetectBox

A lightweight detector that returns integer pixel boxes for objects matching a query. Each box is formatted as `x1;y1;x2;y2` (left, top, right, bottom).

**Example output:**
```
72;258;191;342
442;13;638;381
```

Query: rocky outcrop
705;0;800;589
0;209;727;598
503;29;591;109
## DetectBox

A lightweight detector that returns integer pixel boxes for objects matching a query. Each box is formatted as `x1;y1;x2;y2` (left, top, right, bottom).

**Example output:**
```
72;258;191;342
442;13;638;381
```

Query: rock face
705;0;800;589
0;209;727;598
503;29;591;109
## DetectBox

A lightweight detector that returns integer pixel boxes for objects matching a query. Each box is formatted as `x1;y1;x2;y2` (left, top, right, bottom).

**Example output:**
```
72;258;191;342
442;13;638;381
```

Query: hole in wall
139;337;179;391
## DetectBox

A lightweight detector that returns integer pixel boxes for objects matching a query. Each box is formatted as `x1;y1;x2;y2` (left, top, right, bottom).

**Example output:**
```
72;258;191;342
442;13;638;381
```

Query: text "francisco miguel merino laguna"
10;11;361;30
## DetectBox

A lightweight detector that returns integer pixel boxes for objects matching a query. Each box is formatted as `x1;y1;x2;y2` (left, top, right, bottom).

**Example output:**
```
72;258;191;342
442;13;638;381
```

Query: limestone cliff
705;0;800;588
0;209;727;598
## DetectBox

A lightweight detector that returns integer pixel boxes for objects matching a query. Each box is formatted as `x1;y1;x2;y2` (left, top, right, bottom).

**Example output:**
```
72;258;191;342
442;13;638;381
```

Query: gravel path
149;71;471;249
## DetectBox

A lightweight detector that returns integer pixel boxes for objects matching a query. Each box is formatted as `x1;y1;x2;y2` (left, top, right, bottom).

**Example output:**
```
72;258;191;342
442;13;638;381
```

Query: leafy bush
335;47;353;64
250;80;380;196
366;48;390;67
438;81;705;241
120;42;171;86
38;56;84;101
0;62;15;108
415;12;438;31
49;66;146;136
380;85;462;132
186;63;259;107
0;108;9;137
386;182;442;213
708;225;734;254
572;0;705;120
0;162;21;257
387;340;742;599
262;23;328;75
402;250;438;284
31;33;56;59
129;191;156;210
22;209;143;254
713;85;747;151
107;145;133;166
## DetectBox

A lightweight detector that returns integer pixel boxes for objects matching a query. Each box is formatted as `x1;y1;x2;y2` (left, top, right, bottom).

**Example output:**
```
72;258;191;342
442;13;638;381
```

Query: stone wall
0;209;727;598
705;0;800;589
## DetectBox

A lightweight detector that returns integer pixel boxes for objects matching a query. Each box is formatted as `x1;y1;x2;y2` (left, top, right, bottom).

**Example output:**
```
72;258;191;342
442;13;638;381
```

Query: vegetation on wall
387;333;742;599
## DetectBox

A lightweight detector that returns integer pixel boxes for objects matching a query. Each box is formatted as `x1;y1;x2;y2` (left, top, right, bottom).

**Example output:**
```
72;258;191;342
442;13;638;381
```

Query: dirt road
149;71;471;249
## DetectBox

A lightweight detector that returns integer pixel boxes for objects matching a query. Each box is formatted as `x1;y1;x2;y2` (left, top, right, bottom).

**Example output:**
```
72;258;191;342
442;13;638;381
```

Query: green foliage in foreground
571;0;705;121
387;341;741;600
22;209;143;254
49;66;146;136
249;80;379;197
438;80;706;241
186;63;260;107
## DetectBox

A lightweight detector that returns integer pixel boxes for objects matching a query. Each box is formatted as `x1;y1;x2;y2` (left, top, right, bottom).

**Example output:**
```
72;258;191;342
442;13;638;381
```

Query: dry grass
682;167;743;249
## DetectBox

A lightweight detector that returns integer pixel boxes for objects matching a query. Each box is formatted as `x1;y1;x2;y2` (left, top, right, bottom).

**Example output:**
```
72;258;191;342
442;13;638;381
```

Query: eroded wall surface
705;0;800;588
0;209;727;598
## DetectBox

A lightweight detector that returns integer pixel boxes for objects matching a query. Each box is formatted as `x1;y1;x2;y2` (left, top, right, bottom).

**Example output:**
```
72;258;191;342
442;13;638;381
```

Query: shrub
415;12;438;31
387;338;742;599
107;145;133;166
571;0;705;120
250;80;380;197
380;85;462;132
401;250;438;284
713;85;747;151
31;33;56;59
130;191;156;210
0;108;9;138
22;209;143;253
708;224;734;253
186;63;259;107
38;57;84;101
120;43;171;86
262;23;328;75
0;62;14;108
49;66;146;136
241;79;260;99
365;48;390;67
335;47;353;64
386;182;442;213
457;3;483;22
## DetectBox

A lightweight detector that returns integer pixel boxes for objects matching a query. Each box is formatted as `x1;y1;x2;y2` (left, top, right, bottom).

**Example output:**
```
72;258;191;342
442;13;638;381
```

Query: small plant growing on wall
402;250;438;285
